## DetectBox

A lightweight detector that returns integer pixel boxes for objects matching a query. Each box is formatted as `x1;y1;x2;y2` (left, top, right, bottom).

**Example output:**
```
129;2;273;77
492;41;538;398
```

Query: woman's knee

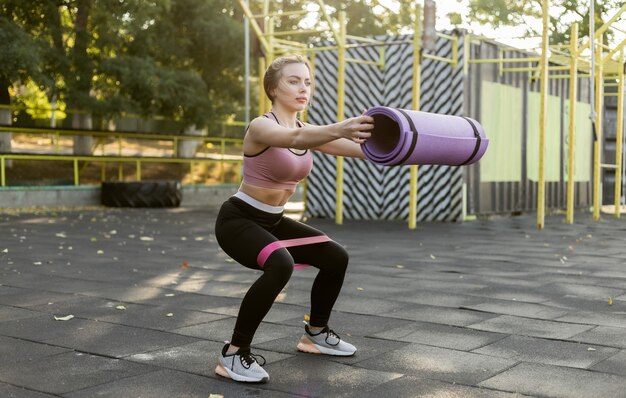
326;241;349;271
263;249;294;283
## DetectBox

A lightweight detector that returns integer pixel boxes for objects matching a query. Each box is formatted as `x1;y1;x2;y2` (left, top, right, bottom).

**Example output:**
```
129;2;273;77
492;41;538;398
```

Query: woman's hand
334;115;374;144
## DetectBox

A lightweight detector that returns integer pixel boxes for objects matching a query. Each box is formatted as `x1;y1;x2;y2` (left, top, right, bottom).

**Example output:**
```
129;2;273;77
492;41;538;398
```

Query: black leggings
215;197;349;349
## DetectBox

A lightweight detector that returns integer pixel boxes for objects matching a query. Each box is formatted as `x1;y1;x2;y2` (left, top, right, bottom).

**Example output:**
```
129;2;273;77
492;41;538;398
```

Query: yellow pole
74;159;79;186
614;48;624;217
566;23;578;224
537;0;549;229
136;160;141;181
409;4;422;230
335;10;346;225
259;57;267;115
262;17;275;114
0;156;5;187
221;139;226;184
593;38;604;221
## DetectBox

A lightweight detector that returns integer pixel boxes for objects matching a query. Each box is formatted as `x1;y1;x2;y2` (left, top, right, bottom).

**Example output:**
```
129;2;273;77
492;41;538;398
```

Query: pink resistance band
256;235;332;269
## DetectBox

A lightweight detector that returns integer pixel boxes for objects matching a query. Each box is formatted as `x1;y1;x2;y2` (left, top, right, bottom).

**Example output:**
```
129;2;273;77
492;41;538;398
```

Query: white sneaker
215;344;269;383
297;324;357;356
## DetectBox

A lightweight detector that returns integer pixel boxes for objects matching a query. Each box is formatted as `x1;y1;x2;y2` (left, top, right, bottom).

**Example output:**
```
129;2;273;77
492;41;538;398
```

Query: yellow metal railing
0;125;242;156
0;153;242;187
0;123;244;187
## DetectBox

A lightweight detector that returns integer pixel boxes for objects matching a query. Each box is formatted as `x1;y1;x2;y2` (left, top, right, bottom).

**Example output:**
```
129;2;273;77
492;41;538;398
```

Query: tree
0;4;49;162
467;0;623;44
3;0;245;156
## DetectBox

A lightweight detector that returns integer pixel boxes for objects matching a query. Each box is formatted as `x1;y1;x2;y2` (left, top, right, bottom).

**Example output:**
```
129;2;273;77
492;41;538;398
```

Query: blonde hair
263;54;313;104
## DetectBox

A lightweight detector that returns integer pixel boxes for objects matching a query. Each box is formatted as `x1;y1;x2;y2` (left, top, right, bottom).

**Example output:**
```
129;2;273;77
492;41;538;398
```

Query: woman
214;54;374;383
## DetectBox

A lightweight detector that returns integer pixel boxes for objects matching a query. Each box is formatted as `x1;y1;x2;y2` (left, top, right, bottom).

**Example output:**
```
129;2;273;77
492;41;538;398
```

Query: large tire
101;181;182;207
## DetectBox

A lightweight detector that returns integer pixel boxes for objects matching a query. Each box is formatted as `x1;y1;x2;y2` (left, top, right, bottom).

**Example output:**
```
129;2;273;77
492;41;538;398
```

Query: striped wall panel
306;33;465;222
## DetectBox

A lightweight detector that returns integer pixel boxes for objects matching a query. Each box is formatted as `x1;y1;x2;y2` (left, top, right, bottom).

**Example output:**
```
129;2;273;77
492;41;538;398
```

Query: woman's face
272;62;311;112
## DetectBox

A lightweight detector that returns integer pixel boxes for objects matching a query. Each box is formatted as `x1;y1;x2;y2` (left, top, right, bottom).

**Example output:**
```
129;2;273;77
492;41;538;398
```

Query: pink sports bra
242;113;313;190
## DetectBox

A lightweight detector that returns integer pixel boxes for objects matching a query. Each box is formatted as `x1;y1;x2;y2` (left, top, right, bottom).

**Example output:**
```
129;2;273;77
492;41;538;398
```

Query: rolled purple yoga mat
362;106;489;166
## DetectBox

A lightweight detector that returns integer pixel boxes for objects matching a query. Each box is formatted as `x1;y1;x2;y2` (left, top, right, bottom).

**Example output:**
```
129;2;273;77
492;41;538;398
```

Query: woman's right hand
334;115;374;144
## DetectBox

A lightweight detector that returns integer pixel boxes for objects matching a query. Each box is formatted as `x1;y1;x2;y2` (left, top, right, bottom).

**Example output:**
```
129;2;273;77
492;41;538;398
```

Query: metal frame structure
237;0;459;229
464;3;626;227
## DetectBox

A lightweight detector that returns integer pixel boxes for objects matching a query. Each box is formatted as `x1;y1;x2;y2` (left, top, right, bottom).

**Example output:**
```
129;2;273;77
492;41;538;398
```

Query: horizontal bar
0;125;243;143
469;57;541;64
0;154;243;163
423;53;453;64
601;163;618;169
273;38;308;48
268;29;327;37
436;32;455;40
251;9;309;18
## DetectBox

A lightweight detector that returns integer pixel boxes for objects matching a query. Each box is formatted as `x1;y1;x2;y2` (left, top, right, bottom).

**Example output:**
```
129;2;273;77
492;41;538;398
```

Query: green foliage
2;0;244;131
467;0;622;44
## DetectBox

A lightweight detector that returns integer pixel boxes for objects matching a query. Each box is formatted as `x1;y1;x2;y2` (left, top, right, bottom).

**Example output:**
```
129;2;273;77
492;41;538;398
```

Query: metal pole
537;0;549;229
593;36;603;220
259;57;267;115
244;0;250;124
335;10;346;225
409;4;422;230
566;23;578;224
614;49;624;217
0;157;5;187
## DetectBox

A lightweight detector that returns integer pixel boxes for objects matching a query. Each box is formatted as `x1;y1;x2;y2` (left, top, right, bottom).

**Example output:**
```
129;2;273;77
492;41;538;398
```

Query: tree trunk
70;0;94;156
72;113;93;155
0;82;12;167
177;125;204;158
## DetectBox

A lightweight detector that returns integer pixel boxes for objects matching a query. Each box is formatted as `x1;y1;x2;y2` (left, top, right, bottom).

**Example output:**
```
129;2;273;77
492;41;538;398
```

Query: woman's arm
314;138;367;159
247;115;373;150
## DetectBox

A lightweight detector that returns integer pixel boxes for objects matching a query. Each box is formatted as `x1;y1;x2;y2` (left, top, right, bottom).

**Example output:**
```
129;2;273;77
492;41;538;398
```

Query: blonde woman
214;54;373;383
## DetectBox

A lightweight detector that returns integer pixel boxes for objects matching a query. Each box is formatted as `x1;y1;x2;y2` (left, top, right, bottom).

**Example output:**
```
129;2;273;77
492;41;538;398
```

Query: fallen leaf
55;232;67;238
588;347;596;351
181;237;187;241
140;236;154;241
609;297;613;305
166;313;174;317
430;254;436;260
54;315;74;321
181;260;189;269
165;293;175;297
304;313;310;322
1;248;7;253
116;305;126;310
90;237;97;242
395;264;404;268
97;250;104;255
195;237;205;241
209;394;224;398
357;287;364;291
33;261;42;265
